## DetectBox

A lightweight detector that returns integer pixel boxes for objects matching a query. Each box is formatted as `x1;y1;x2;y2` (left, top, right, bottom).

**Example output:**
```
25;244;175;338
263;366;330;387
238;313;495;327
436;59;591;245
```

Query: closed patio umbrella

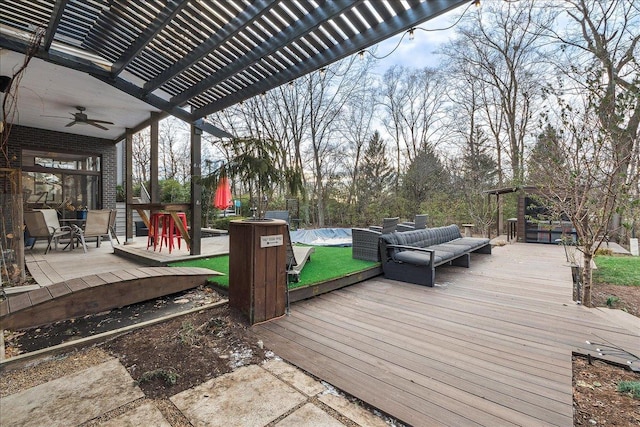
213;176;232;210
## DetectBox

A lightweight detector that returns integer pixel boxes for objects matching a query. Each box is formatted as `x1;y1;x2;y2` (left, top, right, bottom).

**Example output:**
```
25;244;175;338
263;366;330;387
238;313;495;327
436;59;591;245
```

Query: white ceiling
1;49;160;141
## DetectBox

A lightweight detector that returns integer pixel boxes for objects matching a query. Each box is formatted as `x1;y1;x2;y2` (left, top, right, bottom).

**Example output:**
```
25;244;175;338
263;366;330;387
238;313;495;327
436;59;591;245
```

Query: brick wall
4;125;117;209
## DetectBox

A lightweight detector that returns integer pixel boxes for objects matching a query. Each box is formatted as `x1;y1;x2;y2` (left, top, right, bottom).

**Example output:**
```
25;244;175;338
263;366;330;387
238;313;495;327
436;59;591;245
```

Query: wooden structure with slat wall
229;219;287;324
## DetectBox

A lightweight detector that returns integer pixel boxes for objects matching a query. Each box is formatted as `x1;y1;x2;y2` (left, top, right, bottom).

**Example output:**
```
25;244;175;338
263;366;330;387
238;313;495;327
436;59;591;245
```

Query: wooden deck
252;243;640;427
0;267;219;330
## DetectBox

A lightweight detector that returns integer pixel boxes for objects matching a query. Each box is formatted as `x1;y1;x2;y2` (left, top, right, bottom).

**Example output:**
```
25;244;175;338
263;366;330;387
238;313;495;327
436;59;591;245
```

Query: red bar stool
157;213;173;252
170;212;188;251
146;212;165;251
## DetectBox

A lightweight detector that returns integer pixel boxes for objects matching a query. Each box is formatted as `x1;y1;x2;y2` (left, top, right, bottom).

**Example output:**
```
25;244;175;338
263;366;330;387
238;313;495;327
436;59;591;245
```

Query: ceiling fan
43;106;114;130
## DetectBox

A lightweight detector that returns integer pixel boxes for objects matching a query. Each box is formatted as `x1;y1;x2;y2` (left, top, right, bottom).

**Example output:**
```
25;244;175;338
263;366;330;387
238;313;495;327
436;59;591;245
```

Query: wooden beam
190;125;202;255
150;112;160;204
125;129;134;241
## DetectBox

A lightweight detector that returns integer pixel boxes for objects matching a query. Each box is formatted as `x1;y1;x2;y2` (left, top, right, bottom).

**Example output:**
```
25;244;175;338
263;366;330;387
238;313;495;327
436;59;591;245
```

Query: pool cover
290;228;352;246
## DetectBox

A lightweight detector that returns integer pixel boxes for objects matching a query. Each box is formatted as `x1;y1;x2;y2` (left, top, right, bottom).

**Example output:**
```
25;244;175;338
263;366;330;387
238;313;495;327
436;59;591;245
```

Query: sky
369;4;470;73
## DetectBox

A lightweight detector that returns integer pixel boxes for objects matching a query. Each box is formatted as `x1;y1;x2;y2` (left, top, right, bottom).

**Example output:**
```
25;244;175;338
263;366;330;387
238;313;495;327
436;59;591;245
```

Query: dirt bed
574;281;640;426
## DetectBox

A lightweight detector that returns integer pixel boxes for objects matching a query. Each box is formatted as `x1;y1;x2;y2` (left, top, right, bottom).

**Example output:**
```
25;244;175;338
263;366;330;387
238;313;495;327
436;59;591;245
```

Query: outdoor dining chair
397;214;428;232
108;208;120;244
369;217;399;234
264;210;290;223
74;210;114;253
23;209;73;254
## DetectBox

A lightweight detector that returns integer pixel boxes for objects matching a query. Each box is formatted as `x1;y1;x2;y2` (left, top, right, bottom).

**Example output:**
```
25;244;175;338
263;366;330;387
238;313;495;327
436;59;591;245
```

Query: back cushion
382;225;463;251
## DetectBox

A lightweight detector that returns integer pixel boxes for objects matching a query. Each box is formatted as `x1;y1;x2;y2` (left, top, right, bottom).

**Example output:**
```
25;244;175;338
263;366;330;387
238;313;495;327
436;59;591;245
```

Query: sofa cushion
448;237;490;250
394;250;451;266
379;225;471;262
429;243;469;256
382;225;463;248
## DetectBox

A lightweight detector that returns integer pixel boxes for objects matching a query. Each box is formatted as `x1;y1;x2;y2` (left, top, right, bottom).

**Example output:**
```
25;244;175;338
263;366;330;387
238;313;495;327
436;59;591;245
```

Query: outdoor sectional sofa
378;224;492;287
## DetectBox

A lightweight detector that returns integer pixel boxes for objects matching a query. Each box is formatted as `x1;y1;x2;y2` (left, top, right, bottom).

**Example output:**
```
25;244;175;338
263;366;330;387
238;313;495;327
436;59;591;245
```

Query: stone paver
170;364;306;427
276;403;345;427
99;402;171;427
0;359;143;427
319;393;389;427
262;359;325;396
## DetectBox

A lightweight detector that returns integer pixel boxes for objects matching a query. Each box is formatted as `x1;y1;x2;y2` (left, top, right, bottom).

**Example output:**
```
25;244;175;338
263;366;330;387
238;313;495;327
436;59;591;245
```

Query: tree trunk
582;252;593;307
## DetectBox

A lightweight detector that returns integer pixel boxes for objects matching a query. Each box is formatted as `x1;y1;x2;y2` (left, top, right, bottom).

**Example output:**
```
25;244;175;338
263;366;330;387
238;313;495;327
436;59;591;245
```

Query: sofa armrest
385;244;435;265
386;244;434;253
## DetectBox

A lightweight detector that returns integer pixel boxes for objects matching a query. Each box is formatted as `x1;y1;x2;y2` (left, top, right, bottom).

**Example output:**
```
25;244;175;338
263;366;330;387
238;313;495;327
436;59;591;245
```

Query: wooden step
0;267;220;330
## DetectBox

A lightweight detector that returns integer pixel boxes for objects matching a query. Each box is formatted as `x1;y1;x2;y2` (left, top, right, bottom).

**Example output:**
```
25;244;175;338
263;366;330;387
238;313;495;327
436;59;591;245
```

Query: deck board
1;267;220;330
290;307;569;418
253;243;638;426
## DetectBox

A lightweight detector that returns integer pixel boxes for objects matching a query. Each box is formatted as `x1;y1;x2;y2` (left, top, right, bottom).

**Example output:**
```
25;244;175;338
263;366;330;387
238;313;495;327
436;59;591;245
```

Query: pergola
1;0;469;254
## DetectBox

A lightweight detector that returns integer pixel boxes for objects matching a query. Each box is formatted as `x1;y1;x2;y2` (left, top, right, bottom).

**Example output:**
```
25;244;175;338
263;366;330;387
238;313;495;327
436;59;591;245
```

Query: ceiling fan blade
87;121;109;130
87;119;114;125
41;115;72;119
65;121;77;127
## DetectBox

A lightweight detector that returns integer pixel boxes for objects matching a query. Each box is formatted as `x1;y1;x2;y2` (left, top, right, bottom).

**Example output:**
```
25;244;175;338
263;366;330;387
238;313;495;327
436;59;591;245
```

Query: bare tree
159;117;190;183
379;66;449;178
132;130;150;189
547;0;640;239
1;28;44;285
340;69;378;208
552;0;639;179
304;58;368;227
446;0;552;184
531;94;632;306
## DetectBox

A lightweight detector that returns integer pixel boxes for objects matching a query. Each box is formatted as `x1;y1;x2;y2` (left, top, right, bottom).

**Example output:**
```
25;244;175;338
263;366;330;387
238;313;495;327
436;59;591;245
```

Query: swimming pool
289;228;352;246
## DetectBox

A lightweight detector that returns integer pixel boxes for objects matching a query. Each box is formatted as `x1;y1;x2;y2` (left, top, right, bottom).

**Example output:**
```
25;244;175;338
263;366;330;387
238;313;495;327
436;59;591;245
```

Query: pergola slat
0;0;468;128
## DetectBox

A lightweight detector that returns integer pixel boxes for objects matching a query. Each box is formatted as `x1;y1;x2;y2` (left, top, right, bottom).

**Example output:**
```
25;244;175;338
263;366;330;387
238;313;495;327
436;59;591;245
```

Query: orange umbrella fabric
213;176;232;209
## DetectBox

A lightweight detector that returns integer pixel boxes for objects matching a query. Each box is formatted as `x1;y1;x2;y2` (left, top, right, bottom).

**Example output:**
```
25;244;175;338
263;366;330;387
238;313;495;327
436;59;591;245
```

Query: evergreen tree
527;124;565;185
402;144;449;214
462;125;498;188
356;131;395;220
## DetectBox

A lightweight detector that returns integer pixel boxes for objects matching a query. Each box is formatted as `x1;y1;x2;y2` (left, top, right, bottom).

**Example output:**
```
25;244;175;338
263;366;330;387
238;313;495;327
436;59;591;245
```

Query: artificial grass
170;245;379;289
593;255;640;287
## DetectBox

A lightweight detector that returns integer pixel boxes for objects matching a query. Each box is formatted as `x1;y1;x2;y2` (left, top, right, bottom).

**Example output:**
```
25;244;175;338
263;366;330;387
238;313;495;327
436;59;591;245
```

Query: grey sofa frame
379;224;491;287
352;227;382;261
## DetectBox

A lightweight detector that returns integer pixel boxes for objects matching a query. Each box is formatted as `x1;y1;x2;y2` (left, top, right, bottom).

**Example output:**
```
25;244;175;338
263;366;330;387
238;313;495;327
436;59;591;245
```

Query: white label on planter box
261;234;283;248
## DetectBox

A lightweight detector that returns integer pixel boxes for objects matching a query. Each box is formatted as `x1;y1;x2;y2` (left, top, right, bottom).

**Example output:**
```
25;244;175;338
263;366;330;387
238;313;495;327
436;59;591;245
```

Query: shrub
617;381;640;399
136;368;179;386
595;247;614;256
210;216;242;230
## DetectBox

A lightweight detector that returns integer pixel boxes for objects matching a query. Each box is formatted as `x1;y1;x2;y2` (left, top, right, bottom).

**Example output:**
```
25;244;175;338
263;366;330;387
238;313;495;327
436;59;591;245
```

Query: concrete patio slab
99;401;171;427
275;403;345;426
0;359;143;427
262;358;325;396
319;393;389;427
170;364;306;427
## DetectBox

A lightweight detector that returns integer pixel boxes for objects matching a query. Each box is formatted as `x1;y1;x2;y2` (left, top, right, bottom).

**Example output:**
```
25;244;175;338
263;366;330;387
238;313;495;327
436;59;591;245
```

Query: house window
22;149;101;217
